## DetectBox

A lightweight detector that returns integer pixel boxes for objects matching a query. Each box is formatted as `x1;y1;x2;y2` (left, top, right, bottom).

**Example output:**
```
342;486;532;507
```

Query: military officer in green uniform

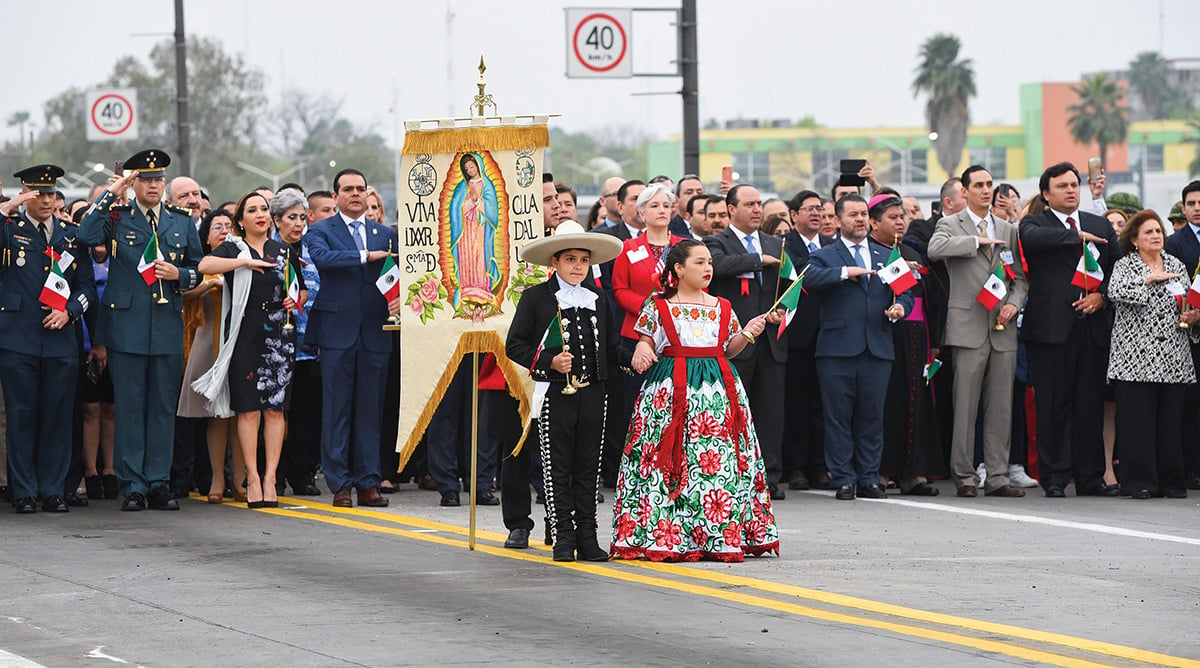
0;165;97;513
78;149;202;511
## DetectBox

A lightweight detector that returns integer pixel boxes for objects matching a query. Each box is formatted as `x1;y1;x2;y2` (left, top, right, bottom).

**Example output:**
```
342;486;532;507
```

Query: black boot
544;521;553;546
575;530;608;562
84;476;103;500
552;533;576;562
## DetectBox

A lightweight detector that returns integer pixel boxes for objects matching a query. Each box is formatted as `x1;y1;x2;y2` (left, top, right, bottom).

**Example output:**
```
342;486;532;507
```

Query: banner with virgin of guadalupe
395;117;550;467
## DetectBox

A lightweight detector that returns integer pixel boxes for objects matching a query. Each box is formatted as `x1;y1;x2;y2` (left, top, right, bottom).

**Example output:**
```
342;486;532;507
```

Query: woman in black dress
197;192;304;507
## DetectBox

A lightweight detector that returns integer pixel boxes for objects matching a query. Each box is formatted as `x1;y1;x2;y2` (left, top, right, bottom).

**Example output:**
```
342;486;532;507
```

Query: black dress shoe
102;475;119;499
1078;483;1120;497
64;491;89;507
769;485;786;501
901;481;940;496
0;485;12;503
1130;489;1152;500
122;492;147;511
1188;474;1200;491
14;497;38;513
476;491;500;506
290;480;321;496
857;483;888;499
147;488;180;511
440;491;461;507
1166;488;1188;499
84;476;104;500
42;495;70;512
1045;485;1066;498
787;471;810;490
576;532;609;562
504;528;530;549
834;484;855;500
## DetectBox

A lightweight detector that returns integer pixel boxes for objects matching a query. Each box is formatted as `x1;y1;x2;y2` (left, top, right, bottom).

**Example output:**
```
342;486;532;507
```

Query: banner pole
469;350;480;551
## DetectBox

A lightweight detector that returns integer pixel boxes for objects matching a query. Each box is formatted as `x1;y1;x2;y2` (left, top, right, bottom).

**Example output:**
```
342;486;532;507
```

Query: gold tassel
396;330;534;471
402;125;549;155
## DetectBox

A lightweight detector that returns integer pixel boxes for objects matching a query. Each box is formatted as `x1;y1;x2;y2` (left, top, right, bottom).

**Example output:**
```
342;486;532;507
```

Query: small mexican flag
531;312;564;368
923;358;942;385
1071;242;1104;292
39;250;74;311
375;253;400;301
284;258;303;314
976;265;1008;310
775;276;803;340
779;249;798;281
878;245;917;295
1188;272;1200;309
137;234;162;285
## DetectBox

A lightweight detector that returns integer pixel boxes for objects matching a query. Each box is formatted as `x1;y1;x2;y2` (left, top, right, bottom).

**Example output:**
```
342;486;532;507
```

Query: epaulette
166;204;191;216
111;204;132;211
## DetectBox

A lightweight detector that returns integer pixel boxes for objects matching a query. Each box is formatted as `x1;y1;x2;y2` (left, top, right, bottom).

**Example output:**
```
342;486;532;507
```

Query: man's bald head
602;176;625;221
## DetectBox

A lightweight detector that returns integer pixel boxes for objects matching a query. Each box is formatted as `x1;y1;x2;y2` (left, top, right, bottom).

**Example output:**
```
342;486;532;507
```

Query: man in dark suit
1163;179;1200;490
78;149;202;512
669;175;704;238
305;168;402;508
706;184;788;499
1018;162;1120;498
780;189;834;490
803;194;913;500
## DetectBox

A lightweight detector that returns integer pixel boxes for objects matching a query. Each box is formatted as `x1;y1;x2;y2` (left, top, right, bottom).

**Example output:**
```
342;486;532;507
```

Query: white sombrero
518;221;623;267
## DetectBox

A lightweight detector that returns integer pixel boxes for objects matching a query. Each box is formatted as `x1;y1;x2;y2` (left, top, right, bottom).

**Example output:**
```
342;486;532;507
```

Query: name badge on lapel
626;246;649;263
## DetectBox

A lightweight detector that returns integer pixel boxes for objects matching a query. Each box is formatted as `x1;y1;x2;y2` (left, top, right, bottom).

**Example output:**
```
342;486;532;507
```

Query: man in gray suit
928;166;1028;498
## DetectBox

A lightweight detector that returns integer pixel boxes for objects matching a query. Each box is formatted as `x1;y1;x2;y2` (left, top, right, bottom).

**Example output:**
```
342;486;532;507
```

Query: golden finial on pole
471;55;497;117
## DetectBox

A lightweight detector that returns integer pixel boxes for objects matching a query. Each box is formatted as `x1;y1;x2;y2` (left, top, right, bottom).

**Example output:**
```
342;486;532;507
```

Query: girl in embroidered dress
611;240;779;562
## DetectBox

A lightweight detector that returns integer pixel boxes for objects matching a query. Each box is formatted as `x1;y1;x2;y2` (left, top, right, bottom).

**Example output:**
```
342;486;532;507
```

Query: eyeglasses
801;205;823;213
210;223;231;231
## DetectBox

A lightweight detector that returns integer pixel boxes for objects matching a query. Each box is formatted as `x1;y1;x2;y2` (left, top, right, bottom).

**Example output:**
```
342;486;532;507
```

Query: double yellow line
213;496;1197;668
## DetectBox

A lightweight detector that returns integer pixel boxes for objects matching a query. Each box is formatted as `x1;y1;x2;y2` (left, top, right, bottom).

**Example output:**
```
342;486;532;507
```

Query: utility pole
174;0;192;176
679;0;699;175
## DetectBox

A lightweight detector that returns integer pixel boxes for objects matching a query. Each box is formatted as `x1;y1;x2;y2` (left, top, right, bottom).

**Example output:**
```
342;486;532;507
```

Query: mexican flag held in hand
976;265;1008;310
1071;242;1104;292
285;257;303;315
39;250;74;311
531;312;563;368
137;234;162;285
376;253;401;301
779;249;798;281
775;276;803;340
878;245;917;295
1187;271;1200;309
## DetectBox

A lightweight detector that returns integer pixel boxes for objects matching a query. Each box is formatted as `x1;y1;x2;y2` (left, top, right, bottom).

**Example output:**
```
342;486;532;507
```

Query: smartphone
839;158;866;175
930;201;942;216
995;184;1014;200
1087;157;1102;182
114;160;124;176
721;165;733;183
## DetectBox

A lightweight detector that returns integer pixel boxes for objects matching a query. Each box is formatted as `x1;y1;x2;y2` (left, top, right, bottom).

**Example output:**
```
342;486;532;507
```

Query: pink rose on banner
419;279;439;303
410;296;425;313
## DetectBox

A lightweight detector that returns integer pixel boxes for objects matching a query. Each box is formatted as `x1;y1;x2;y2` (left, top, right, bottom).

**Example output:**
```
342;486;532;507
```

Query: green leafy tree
912;33;975;177
1066;74;1129;174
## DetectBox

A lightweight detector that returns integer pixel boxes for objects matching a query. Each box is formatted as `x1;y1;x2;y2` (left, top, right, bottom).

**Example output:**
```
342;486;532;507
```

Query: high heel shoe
245;478;264;509
206;488;224;504
262;476;279;508
102;474;119;499
84;475;103;500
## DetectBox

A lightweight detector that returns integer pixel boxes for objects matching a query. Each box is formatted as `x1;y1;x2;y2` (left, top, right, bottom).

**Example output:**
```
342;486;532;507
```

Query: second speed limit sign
86;88;139;142
565;8;631;78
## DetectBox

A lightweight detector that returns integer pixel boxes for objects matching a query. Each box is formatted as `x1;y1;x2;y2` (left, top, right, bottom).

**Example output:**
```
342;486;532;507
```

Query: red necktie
1067;216;1081;259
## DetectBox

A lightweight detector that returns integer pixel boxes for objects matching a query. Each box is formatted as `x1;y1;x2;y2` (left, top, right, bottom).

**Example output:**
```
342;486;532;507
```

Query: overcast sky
3;0;1197;149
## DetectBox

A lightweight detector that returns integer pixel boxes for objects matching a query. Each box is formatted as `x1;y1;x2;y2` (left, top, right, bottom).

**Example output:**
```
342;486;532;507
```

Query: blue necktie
853;243;868;289
744;234;761;283
350;221;366;252
808;241;817;253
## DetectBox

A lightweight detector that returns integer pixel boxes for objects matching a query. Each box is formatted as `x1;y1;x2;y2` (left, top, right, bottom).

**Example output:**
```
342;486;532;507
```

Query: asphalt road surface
2;479;1198;667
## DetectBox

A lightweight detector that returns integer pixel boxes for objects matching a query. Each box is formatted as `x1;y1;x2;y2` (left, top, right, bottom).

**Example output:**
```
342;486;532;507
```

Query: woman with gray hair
611;183;687;418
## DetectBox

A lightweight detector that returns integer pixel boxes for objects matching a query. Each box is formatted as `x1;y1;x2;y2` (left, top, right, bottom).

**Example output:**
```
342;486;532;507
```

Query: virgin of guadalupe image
445;152;503;315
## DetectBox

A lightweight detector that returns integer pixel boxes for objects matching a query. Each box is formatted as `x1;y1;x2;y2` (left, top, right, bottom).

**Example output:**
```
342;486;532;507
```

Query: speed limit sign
86;88;139;142
565;8;632;78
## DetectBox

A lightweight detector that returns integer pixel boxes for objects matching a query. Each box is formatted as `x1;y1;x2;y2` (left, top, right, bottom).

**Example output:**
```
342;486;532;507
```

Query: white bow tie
556;284;597;311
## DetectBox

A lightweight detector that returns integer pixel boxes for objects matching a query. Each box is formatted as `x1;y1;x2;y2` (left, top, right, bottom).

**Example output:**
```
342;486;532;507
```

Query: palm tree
1066;74;1129;175
6;110;30;147
1127;51;1173;119
912;34;976;177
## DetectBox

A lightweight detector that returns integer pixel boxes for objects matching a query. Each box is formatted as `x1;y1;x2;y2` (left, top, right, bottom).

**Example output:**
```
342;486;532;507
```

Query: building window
1128;144;1164;172
968;147;1007;179
732;152;772;191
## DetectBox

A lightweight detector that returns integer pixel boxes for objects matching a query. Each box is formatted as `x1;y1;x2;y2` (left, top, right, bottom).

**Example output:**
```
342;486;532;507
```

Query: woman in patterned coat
611;239;779;562
1107;210;1199;499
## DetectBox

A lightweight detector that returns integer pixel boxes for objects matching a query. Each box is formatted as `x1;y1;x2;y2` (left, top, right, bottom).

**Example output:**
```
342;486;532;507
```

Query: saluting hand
0;190;38;216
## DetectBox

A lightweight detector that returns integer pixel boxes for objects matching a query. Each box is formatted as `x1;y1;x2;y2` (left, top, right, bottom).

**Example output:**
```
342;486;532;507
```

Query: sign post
86;89;139;142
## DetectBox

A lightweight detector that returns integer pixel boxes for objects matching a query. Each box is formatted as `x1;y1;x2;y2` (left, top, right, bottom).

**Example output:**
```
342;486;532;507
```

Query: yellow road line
258;503;1122;668
272;497;1198;668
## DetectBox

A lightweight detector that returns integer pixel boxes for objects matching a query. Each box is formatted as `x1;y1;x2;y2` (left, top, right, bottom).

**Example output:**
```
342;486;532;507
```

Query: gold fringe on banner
402;125;549;155
396;330;534;473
